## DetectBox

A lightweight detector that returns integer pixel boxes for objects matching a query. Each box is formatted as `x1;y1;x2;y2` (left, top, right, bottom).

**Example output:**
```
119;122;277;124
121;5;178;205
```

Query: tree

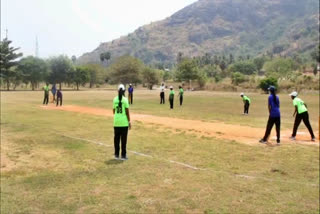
229;61;257;75
0;38;23;90
175;58;199;82
264;57;294;80
142;67;160;90
219;60;227;71
229;53;234;65
310;45;320;63
100;52;111;65
108;55;143;85
71;55;77;64
72;67;90;90
48;55;74;89
82;64;107;88
259;77;278;93
253;57;267;71
176;52;183;64
231;72;247;85
17;56;48;90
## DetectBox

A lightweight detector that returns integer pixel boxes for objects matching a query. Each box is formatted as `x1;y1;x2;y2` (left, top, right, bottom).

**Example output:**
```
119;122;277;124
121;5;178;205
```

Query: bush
229;61;257;75
231;72;247;85
259;77;278;93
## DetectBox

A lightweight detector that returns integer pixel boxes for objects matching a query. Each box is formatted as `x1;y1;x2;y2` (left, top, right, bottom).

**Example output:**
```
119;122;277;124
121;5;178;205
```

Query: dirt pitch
42;105;318;146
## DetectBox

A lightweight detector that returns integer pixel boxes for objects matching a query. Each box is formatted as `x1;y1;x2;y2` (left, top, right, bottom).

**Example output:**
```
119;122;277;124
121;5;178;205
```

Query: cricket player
259;86;281;145
113;84;131;160
289;91;315;141
240;93;251;115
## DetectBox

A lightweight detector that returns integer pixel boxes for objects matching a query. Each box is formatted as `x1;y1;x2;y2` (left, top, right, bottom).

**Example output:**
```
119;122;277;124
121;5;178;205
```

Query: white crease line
59;134;319;186
130;151;153;158
169;160;205;170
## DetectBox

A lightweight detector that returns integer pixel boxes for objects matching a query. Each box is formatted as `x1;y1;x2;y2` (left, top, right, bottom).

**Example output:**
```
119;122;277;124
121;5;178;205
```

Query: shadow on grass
104;159;124;165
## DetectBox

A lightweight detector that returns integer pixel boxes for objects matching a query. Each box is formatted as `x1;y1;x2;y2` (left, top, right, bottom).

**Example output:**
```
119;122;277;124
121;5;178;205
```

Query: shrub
231;72;247;85
259;77;278;93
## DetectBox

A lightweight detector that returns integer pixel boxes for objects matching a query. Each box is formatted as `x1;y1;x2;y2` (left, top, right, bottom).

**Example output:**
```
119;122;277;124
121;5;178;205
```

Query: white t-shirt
160;86;165;92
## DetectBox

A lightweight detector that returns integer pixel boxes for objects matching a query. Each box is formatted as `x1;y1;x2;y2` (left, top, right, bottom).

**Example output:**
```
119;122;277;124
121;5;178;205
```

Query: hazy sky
1;0;198;58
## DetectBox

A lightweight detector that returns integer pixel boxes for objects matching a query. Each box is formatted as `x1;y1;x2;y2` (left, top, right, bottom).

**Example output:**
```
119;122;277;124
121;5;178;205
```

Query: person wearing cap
289;91;315;141
51;84;57;103
240;93;251;115
169;86;175;109
43;83;50;105
259;86;281;145
128;84;133;105
178;85;184;106
113;84;131;160
160;83;165;104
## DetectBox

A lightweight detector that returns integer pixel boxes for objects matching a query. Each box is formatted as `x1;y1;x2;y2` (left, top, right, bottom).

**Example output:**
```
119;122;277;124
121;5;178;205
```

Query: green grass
1;90;319;213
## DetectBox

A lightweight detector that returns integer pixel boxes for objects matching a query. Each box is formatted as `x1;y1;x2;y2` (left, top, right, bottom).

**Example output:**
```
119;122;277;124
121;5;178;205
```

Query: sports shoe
259;139;267;144
311;137;316;142
120;156;128;161
289;136;296;141
276;139;280;144
114;155;120;160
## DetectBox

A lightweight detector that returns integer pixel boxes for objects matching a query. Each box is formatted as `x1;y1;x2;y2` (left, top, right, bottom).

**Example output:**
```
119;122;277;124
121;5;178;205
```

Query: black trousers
292;112;315;138
43;94;49;105
169;98;174;109
56;96;62;106
244;101;250;114
129;93;133;104
263;117;280;141
160;92;165;104
114;127;129;157
180;95;183;106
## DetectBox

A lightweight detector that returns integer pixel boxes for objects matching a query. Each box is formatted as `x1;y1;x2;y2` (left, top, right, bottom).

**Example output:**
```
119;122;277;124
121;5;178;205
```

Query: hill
78;0;319;66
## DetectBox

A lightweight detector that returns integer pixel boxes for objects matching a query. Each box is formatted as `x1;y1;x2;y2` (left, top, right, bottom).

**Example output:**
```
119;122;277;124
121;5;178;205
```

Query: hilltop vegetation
78;0;319;66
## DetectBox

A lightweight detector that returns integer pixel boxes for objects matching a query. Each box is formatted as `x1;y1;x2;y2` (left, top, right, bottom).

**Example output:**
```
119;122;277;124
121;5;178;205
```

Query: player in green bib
169;86;175;109
289;91;315;141
240;93;251;115
113;84;131;160
178;86;184;106
43;83;50;105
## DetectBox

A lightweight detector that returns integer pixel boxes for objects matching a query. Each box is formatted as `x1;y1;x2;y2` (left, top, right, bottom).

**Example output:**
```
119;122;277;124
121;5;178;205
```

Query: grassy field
1;89;319;213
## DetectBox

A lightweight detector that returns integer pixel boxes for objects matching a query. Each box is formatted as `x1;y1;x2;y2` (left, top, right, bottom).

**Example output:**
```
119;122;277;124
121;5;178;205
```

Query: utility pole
35;36;39;57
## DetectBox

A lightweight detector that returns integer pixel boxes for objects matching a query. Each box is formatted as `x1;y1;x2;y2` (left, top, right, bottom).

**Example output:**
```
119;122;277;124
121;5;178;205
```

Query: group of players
41;82;316;160
240;87;316;145
42;83;63;106
112;84;316;160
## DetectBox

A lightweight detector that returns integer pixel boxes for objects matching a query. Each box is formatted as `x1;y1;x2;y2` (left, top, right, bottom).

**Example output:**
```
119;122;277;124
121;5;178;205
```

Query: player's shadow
104;159;124;165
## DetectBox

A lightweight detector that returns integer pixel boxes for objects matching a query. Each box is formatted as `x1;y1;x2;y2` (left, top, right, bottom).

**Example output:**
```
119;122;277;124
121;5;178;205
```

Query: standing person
289;91;316;141
51;84;57;103
113;84;131;160
259;86;281;145
56;89;63;106
178;85;184;106
240;93;251;115
43;83;49;105
169;86;175;109
128;84;133;105
160;83;165;104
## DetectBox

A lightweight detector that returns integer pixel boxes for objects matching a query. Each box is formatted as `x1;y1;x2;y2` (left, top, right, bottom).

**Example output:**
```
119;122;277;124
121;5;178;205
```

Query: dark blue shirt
268;95;280;118
128;87;133;94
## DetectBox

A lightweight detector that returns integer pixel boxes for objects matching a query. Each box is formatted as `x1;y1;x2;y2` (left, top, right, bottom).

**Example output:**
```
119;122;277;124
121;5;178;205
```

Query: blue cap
268;86;276;92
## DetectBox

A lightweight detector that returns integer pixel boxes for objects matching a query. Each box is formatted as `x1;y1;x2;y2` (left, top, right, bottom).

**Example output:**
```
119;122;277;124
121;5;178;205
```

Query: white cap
118;84;125;91
240;93;244;96
289;91;298;97
129;83;132;86
170;86;173;89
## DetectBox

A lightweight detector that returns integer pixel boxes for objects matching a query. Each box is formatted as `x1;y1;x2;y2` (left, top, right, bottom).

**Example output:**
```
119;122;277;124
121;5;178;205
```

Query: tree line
1;38;319;91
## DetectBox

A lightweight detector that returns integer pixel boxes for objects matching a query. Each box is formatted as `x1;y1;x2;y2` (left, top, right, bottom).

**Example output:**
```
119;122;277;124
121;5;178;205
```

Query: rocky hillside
78;0;319;65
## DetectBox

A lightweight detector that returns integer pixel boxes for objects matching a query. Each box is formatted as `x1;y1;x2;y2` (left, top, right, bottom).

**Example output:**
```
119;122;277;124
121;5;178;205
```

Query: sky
1;0;198;59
